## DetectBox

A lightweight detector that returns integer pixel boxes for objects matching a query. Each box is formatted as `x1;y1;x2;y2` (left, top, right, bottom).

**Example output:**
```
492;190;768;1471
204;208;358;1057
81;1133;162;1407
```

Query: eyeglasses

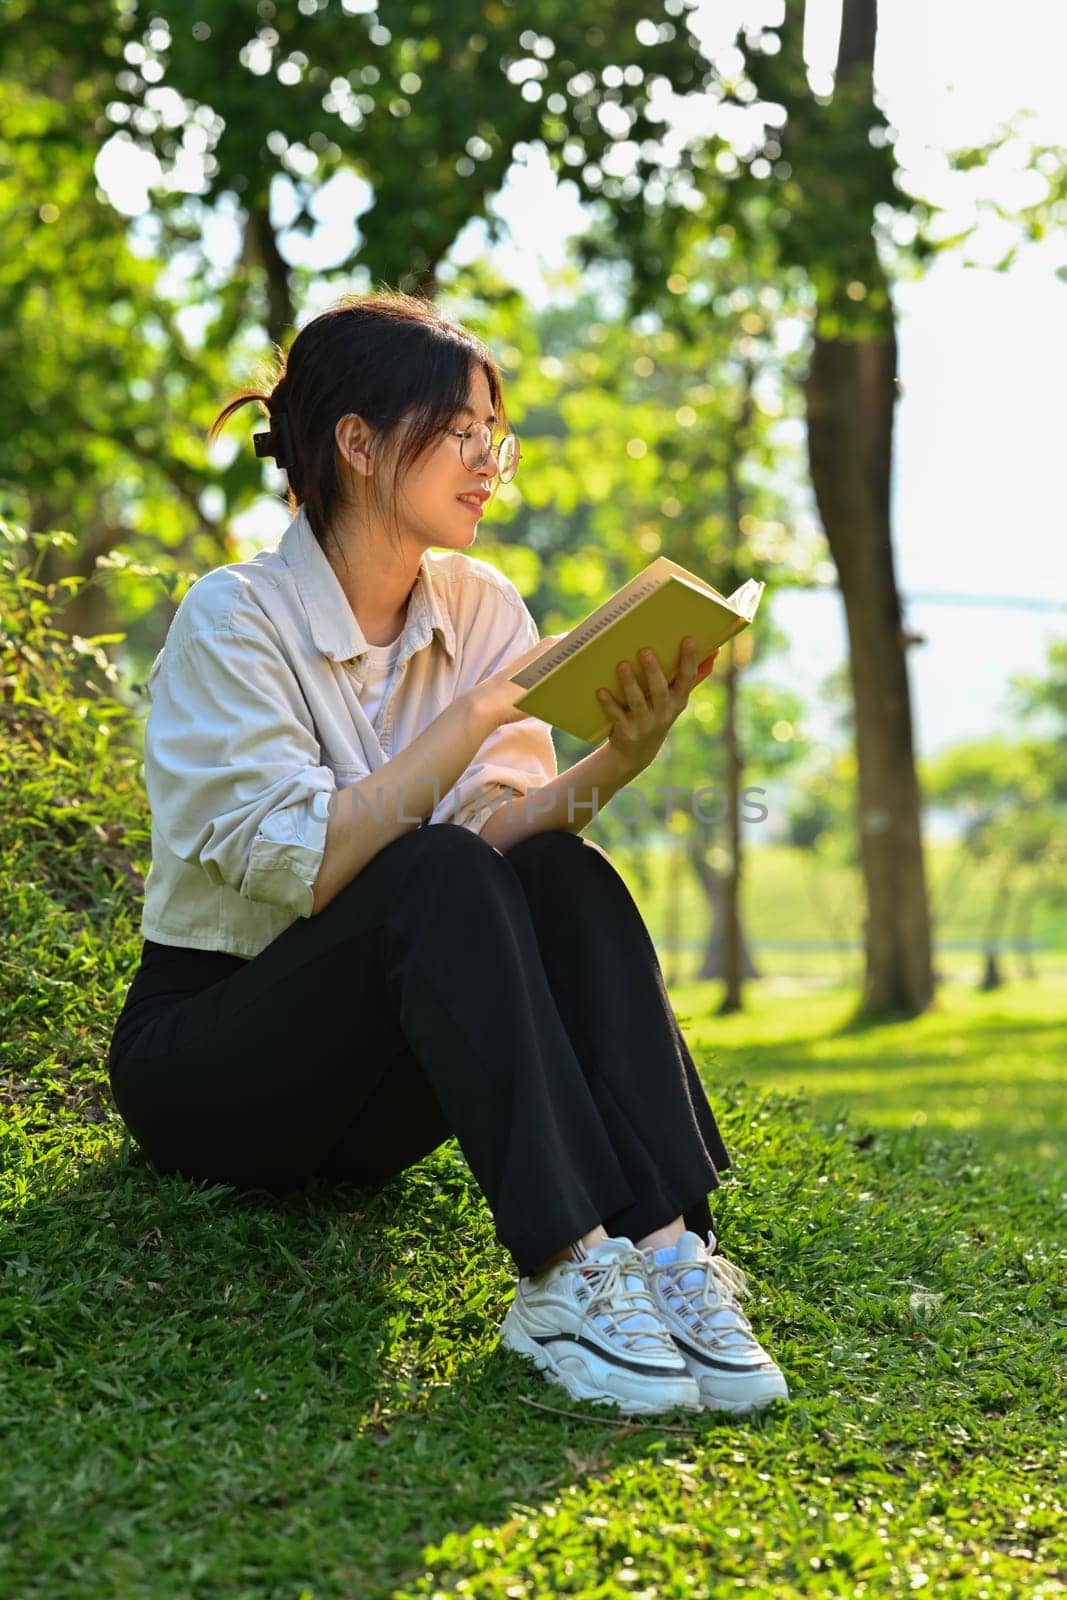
372;414;521;484
447;422;521;484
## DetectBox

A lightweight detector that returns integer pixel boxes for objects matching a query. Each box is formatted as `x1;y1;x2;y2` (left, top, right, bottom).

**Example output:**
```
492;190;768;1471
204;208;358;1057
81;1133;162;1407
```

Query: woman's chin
427;528;479;554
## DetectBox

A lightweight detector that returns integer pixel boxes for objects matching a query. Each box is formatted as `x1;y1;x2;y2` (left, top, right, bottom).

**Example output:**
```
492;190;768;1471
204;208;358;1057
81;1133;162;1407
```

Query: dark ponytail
209;289;507;549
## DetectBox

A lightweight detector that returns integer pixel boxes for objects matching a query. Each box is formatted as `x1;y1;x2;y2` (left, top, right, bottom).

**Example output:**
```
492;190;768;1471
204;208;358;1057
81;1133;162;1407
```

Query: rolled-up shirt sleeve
144;620;336;919
429;590;558;834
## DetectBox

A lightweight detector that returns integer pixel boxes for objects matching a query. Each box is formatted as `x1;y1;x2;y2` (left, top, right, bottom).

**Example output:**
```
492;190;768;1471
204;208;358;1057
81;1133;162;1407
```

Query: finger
616;660;649;714
596;687;627;727
669;637;699;691
638;648;670;701
694;647;720;684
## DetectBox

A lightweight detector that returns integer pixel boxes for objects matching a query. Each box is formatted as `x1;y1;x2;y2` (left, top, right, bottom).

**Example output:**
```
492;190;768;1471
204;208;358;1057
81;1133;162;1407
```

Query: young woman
107;290;788;1418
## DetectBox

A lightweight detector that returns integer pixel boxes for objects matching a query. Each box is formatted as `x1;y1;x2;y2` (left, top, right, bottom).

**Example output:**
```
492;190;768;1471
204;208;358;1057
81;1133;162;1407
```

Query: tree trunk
249;206;294;349
688;843;760;983
718;367;755;1014
717;648;744;1013
800;0;935;1016
978;873;1012;991
25;496;129;691
978;951;1003;992
806;332;934;1014
1011;887;1040;980
662;740;684;986
34;536;118;643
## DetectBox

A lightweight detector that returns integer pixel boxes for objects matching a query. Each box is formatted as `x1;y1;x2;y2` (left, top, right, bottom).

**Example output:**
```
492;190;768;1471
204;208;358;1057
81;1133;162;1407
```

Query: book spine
518;576;663;686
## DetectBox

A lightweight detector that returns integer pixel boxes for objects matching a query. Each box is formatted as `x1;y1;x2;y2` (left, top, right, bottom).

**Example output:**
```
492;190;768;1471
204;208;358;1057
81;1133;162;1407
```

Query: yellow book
511;557;765;745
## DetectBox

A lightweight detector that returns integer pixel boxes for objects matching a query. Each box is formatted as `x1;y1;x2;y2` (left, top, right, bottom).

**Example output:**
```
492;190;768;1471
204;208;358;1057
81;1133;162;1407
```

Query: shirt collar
279;505;457;666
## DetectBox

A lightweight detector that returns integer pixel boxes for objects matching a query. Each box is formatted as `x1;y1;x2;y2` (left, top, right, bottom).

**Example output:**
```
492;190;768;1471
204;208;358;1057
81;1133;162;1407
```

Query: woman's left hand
596;637;720;777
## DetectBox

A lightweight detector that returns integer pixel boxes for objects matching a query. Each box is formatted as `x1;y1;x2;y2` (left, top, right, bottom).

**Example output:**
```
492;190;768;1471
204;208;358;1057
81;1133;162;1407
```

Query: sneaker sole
499;1308;700;1415
696;1389;789;1414
690;1372;790;1413
656;1318;791;1413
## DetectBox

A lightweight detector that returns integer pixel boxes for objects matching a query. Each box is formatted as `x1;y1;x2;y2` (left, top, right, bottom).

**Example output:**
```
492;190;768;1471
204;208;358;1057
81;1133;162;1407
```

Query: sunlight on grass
671;976;1067;1179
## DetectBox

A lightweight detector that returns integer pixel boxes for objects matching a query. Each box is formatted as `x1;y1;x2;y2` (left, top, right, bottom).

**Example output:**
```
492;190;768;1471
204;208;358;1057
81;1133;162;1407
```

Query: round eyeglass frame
371;413;521;484
448;422;520;484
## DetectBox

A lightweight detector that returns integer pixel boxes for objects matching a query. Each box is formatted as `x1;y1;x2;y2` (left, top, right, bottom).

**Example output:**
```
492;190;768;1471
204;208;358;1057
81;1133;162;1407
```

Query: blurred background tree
922;640;1067;990
0;76;245;663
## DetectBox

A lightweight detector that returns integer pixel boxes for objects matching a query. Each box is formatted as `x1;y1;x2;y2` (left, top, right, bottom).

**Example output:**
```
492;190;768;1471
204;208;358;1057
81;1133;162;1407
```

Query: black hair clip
253;411;294;471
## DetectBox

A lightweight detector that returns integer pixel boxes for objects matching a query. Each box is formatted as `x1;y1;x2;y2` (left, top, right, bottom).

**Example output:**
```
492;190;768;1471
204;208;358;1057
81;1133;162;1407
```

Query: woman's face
391;365;500;552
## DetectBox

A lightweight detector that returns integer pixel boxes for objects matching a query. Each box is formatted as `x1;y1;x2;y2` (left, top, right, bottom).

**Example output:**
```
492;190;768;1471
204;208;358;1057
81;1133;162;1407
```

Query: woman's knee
352;819;495;876
402;820;499;863
505;828;615;874
304;821;498;937
363;819;503;903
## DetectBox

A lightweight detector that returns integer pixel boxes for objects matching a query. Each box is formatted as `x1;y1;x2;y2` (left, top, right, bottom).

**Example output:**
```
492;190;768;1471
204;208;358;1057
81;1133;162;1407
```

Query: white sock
651;1236;747;1340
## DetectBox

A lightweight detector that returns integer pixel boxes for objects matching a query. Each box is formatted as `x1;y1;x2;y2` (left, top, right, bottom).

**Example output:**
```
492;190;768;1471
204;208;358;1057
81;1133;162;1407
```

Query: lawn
2;977;1063;1600
600;838;1067;991
674;975;1067;1179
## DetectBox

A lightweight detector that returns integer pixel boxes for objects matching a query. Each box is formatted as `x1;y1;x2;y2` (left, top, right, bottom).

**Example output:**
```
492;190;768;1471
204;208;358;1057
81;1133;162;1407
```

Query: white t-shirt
356;630;406;731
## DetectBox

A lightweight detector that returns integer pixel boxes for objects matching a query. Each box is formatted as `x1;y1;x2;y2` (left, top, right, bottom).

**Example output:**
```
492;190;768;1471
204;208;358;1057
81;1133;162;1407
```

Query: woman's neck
323;517;423;647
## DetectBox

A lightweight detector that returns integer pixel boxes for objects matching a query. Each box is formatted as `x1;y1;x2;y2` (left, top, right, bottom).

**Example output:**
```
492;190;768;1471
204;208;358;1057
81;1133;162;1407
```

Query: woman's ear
335;413;374;476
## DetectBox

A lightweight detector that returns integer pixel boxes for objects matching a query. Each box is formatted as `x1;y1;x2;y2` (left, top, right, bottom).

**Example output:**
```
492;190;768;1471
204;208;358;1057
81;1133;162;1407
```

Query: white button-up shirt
140;506;557;958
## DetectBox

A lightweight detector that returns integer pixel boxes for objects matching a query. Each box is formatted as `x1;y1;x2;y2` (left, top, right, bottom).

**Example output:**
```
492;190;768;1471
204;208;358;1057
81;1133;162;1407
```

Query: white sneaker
645;1230;789;1413
499;1236;700;1414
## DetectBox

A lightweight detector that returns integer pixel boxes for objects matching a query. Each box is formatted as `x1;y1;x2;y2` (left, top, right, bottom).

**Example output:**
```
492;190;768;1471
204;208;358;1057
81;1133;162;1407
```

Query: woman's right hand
457;636;565;733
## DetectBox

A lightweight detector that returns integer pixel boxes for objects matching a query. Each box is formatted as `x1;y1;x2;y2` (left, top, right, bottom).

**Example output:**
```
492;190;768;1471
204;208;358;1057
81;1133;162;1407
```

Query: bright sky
95;0;1067;761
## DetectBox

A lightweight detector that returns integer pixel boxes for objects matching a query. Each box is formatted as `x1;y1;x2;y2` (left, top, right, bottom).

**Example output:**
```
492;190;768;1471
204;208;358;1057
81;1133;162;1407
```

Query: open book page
660;568;765;622
658;567;765;619
727;579;765;621
503;535;771;742
637;559;765;619
648;556;730;604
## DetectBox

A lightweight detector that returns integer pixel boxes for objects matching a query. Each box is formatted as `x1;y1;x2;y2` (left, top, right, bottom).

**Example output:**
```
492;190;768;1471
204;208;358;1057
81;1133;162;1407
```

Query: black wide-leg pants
107;825;731;1277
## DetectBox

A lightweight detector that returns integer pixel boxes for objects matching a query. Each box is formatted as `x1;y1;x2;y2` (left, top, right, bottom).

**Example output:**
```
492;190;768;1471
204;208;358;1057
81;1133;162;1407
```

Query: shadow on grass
831;1000;1067;1035
6;1069;1065;1600
684;1014;1066;1180
700;1015;1067;1067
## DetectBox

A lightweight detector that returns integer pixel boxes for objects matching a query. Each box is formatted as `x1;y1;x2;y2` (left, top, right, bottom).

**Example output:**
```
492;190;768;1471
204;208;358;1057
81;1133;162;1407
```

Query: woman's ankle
528;1245;570;1278
528;1223;609;1278
634;1216;685;1254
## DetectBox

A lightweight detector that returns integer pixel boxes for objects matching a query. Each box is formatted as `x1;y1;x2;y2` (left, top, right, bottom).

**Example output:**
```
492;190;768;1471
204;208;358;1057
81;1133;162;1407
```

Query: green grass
2;984;1064;1600
672;975;1067;1181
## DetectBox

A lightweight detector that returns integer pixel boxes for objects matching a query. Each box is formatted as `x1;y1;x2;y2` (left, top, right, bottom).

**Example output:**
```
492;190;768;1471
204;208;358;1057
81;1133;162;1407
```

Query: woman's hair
210;289;508;549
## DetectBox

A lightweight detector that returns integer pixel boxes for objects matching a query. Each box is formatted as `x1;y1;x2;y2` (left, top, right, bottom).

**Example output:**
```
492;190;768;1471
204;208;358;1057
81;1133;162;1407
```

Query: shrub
0;519;157;1127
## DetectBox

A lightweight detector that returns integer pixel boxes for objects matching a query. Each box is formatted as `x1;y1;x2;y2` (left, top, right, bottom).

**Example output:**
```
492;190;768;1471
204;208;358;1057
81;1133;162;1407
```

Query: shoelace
654;1249;762;1354
564;1248;676;1355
